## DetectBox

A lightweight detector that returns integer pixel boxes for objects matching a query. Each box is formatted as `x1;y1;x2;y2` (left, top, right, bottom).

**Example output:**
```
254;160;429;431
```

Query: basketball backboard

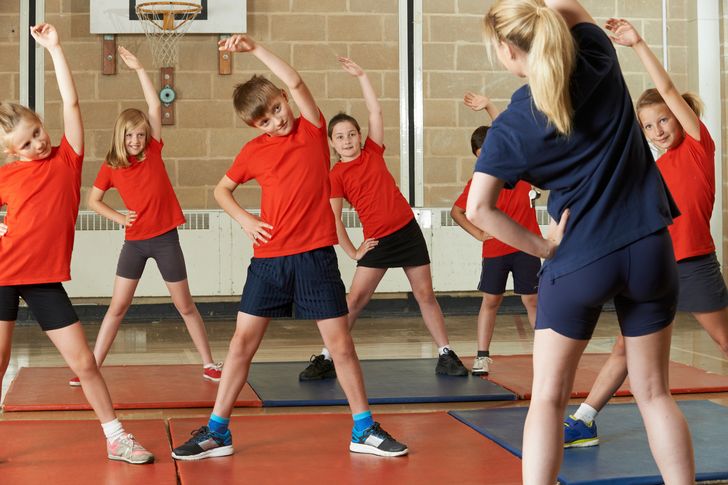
90;0;246;34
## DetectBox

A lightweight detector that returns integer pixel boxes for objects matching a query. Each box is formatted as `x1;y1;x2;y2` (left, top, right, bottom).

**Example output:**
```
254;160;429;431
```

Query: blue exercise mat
450;400;728;485
247;358;516;406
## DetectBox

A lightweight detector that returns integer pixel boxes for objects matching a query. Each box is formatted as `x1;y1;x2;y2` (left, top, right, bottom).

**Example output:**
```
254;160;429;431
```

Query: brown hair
635;88;704;118
106;108;151;168
327;112;361;139
0;102;43;154
470;126;491;156
233;75;283;125
483;0;576;135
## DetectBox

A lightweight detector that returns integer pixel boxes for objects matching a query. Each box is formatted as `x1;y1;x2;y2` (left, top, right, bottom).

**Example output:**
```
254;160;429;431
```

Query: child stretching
451;92;541;376
68;47;221;387
298;57;467;381
0;24;153;464
563;18;728;449
171;35;407;460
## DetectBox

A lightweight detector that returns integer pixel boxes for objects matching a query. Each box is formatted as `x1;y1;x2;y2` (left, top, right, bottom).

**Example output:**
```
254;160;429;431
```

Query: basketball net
135;1;202;68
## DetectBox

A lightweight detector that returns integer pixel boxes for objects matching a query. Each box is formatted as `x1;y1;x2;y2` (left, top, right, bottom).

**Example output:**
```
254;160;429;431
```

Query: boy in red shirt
451;92;541;376
171;35;407;461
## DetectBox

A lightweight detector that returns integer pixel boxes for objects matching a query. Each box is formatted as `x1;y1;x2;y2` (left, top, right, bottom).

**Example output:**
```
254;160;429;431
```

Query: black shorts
536;229;678;340
478;251;541;295
0;283;78;331
239;246;348;320
116;228;187;282
676;252;728;313
357;218;431;268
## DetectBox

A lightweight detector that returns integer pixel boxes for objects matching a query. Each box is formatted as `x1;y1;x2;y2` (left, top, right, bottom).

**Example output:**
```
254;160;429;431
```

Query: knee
228;332;255;361
412;286;437;306
483;295;504;312
69;350;99;377
174;300;197;317
346;291;370;313
329;338;357;363
107;301;131;319
521;294;537;309
612;337;626;357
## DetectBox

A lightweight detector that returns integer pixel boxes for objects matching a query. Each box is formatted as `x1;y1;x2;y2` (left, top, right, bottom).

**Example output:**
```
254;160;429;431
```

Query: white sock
101;418;126;442
573;403;598;424
321;347;332;361
438;345;451;356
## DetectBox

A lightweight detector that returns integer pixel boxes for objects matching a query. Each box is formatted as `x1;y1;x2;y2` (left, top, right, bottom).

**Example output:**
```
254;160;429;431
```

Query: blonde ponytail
483;0;576;135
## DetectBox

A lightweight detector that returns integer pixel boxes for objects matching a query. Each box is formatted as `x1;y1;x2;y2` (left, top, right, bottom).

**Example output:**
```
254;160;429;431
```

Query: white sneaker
471;356;493;376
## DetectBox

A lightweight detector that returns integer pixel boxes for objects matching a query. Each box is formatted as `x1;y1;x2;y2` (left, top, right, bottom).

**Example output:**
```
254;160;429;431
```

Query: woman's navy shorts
536;229;678;340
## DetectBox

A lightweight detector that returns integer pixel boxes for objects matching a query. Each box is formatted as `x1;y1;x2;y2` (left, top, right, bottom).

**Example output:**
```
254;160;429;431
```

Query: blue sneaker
350;422;408;457
563;415;599;448
171;426;233;460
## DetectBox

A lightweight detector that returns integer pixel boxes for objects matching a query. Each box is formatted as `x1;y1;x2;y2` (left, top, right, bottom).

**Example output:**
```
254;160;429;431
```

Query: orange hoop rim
135;2;203;16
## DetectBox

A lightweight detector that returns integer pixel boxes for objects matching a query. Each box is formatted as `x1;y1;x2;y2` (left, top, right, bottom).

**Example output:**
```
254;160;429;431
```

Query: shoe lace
308;354;326;368
189;426;213;443
444;349;464;364
367;422;393;441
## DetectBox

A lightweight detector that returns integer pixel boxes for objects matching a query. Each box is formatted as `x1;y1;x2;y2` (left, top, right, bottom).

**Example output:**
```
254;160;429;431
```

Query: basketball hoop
135;1;202;68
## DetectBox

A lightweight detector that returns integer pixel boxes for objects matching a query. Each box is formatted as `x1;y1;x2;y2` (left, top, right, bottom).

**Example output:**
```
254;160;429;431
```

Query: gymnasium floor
1;308;726;482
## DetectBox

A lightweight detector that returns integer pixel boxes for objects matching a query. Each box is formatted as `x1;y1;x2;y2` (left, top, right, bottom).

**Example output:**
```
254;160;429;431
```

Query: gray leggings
116;229;187;282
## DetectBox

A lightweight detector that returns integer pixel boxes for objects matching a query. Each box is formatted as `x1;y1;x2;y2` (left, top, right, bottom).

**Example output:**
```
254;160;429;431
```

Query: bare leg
317;315;368;414
692;307;728;357
583;335;628;411
0;320;15;404
93;276;139;367
166;279;214;365
345;267;387;331
477;293;503;351
211;312;269;418
47;322;117;423
520;293;538;329
403;264;449;347
522;328;589;485
625;324;694;483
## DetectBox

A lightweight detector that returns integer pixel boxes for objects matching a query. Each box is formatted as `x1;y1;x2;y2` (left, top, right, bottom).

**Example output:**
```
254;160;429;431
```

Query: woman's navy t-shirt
475;22;678;280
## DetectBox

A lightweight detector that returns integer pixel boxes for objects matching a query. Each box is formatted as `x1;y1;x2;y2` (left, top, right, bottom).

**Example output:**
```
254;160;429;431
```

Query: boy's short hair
470;125;490;156
327;112;360;139
233;75;283;125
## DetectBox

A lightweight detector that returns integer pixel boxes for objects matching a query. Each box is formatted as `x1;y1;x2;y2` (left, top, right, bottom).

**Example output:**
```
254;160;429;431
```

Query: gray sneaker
107;433;155;464
471;356;493;376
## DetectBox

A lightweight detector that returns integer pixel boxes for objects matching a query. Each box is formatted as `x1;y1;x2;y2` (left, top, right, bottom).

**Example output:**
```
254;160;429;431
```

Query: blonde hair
636;88;704;119
0;102;43;154
233;75;283;125
483;0;576;135
106;108;151;168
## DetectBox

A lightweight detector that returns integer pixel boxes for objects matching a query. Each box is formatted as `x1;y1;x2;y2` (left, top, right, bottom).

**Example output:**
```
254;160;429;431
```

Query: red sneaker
69;376;81;387
203;363;223;382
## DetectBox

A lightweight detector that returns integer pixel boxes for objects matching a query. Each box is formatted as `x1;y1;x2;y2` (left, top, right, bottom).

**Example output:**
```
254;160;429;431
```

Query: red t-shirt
329;138;413;239
94;138;185;241
226;111;337;258
454;179;541;258
0;137;82;285
657;121;715;261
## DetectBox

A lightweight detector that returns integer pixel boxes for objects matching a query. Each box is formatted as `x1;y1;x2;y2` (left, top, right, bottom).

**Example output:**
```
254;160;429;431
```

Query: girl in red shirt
72;48;220;386
565;17;728;452
299;57;467;381
0;24;153;464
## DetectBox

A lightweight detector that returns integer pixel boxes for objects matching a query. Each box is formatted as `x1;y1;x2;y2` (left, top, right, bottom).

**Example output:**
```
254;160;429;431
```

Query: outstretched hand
463;92;491;111
605;18;642;47
118;46;143;70
218;34;256;53
338;57;364;77
30;23;59;49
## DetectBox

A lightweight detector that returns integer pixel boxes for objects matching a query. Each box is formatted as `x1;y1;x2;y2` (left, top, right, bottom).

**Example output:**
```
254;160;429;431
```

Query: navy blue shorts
478;251;541;295
0;283;78;331
536;229;678;340
239;246;348;320
677;252;728;313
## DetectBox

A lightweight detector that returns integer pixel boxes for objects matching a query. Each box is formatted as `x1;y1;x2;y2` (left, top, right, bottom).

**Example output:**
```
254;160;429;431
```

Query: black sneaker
298;354;336;381
171;426;233;461
350;422;408;457
435;348;468;376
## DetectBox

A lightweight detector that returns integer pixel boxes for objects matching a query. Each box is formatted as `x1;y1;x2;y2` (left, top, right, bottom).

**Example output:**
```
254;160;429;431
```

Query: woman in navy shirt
466;0;694;483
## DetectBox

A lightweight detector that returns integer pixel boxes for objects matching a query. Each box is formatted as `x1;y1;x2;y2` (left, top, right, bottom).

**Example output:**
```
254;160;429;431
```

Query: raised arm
88;187;137;227
214;175;274;247
605;18;699;140
464;92;500;122
330;197;378;261
219;35;319;127
30;24;82;154
339;57;383;146
466;172;567;259
544;0;595;28
119;46;162;140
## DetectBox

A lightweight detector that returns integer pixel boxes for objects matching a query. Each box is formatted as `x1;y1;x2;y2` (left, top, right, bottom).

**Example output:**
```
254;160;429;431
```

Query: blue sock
352;411;374;436
208;413;230;435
